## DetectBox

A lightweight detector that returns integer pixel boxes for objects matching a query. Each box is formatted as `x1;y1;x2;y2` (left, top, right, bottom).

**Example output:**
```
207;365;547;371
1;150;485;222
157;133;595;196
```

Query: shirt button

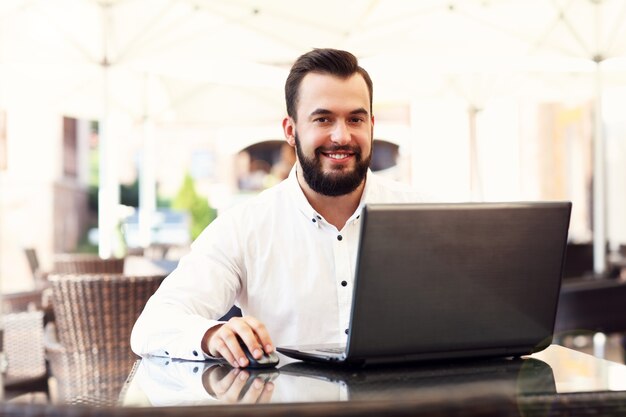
312;218;316;223
164;351;169;356
317;215;322;220
341;280;347;287
345;329;349;335
337;235;343;241
193;350;199;357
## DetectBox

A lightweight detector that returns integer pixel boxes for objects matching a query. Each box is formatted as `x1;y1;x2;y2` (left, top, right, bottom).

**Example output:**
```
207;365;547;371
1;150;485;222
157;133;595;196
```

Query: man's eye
350;117;364;123
314;117;330;123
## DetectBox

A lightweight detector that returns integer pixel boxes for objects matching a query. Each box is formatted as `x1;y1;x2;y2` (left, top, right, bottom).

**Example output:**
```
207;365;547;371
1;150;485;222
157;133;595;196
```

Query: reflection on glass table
120;344;626;409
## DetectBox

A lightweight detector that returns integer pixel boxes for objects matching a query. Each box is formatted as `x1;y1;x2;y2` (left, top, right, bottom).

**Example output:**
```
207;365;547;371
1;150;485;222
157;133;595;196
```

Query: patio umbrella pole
138;91;157;250
97;58;120;258
592;61;607;277
97;3;121;259
97;68;113;259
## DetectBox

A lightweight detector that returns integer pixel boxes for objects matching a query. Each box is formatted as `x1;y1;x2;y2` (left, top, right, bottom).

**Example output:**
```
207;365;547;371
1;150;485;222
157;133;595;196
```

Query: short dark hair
285;48;373;121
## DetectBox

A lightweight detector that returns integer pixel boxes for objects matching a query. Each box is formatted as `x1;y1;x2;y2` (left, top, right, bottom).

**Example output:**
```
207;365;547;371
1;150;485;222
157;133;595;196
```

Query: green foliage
76;229;99;254
120;179;139;208
172;173;216;240
87;180;139;213
88;185;98;212
157;195;171;208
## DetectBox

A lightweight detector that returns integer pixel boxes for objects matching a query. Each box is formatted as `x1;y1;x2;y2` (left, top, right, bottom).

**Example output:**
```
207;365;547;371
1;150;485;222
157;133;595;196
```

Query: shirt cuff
170;317;225;361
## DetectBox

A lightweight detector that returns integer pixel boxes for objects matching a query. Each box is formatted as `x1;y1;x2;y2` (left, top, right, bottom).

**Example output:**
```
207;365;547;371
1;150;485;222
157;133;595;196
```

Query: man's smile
322;151;355;162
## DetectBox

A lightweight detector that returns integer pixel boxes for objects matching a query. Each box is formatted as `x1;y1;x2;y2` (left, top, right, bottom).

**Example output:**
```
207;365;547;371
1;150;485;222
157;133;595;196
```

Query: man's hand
202;315;274;368
202;365;275;404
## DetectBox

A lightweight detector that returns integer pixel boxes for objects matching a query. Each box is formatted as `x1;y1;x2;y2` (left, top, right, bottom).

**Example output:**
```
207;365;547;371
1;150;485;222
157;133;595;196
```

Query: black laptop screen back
347;202;571;361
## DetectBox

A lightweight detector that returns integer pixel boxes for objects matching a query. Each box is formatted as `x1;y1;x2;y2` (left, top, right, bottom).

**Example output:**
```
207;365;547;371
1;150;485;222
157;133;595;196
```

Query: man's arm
131;212;245;361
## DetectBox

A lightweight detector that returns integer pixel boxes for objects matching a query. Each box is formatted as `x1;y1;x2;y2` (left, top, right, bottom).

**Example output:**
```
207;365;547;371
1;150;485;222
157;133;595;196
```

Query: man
131;48;421;368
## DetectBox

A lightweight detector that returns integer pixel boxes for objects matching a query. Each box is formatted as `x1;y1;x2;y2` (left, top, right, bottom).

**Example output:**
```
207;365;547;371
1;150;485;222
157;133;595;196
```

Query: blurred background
2;0;626;293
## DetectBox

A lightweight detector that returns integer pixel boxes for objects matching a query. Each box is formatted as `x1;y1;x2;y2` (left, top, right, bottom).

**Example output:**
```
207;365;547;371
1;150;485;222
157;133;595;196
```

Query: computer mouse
238;338;280;368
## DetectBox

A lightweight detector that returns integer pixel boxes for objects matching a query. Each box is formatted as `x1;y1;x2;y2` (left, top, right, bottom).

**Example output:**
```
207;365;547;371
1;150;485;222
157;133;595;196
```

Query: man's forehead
297;72;371;114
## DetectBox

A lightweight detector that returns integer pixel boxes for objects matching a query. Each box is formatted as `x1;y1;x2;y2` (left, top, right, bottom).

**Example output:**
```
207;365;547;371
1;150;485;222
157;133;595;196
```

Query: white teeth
328;153;348;159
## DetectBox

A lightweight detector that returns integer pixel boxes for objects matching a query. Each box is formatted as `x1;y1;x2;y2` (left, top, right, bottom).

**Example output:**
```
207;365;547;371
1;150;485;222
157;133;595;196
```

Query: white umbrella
0;0;289;257
2;0;626;267
353;0;626;276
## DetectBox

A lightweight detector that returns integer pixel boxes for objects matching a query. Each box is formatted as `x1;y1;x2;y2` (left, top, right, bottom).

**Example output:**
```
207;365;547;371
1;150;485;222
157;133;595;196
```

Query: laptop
277;202;572;365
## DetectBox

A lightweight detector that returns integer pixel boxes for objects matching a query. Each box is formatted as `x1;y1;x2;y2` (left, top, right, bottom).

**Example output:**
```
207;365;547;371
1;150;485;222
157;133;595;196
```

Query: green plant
120;179;139;208
172;173;216;240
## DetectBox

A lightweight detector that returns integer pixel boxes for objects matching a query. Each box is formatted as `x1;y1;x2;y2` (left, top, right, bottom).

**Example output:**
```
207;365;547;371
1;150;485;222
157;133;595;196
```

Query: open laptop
277;202;572;366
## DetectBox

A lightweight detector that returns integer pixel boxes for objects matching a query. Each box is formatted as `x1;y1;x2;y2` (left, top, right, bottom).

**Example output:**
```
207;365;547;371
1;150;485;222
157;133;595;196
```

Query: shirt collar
286;165;323;228
286;165;373;228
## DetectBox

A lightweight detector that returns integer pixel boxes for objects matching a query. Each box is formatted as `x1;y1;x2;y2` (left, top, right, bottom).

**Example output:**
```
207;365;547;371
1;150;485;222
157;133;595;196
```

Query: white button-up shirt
131;168;422;360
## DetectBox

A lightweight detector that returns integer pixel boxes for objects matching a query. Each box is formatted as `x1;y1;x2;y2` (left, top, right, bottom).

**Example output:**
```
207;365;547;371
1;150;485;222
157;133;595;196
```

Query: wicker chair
2;310;47;391
47;274;165;353
45;274;164;405
23;248;49;289
51;254;125;275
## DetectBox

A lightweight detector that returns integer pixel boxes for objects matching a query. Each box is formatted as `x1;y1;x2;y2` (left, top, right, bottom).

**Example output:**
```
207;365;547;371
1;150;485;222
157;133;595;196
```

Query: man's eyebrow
309;108;333;117
308;108;370;117
349;108;370;116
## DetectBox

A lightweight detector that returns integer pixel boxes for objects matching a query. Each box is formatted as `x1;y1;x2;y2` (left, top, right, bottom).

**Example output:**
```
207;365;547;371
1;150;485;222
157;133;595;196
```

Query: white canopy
1;0;626;269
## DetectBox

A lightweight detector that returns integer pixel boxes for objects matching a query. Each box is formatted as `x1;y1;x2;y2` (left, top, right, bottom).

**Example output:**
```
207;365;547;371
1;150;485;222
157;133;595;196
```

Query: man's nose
330;121;350;145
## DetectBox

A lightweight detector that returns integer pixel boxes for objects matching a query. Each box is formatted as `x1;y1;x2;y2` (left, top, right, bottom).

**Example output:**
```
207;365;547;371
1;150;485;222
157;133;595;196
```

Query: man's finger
257;381;275;403
227;318;264;360
210;335;239;368
223;370;250;403
222;330;249;367
239;376;266;404
243;316;274;354
211;367;239;395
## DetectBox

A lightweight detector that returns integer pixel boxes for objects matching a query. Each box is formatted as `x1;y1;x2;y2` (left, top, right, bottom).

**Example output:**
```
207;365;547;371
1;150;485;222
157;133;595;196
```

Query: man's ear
282;116;296;147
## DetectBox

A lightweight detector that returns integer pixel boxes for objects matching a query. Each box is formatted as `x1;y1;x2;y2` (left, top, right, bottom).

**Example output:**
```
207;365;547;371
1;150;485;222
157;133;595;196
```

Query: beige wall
0;107;90;293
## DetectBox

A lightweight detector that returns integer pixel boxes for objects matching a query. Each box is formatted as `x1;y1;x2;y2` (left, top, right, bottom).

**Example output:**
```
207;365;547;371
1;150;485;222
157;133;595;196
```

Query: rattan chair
23;248;49;289
45;274;164;405
47;274;165;353
2;310;47;391
51;254;125;275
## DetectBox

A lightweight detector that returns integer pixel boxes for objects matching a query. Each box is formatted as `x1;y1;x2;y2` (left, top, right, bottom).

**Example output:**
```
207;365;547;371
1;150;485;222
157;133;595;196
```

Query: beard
295;133;371;197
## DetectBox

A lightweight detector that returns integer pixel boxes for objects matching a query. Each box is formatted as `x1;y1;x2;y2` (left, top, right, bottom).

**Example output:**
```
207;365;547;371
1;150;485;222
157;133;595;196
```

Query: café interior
2;1;626;415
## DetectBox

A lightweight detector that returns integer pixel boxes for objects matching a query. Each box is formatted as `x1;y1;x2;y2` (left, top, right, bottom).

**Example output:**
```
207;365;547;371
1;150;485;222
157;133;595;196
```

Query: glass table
108;344;626;416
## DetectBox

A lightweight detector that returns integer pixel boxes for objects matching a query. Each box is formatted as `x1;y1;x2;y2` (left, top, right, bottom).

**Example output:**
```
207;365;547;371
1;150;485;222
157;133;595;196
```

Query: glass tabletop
119;344;626;407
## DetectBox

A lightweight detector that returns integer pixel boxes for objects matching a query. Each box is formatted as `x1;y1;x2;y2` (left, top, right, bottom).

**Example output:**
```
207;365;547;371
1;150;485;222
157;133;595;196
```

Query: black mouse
238;337;280;368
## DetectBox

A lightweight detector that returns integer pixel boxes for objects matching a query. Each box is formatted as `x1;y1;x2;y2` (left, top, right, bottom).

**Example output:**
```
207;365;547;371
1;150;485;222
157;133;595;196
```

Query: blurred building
0;111;91;292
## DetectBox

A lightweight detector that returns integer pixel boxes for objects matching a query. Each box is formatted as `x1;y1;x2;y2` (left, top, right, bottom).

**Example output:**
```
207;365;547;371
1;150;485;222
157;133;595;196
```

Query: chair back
23;247;49;288
48;274;164;352
2;310;46;387
52;254;125;274
23;248;40;276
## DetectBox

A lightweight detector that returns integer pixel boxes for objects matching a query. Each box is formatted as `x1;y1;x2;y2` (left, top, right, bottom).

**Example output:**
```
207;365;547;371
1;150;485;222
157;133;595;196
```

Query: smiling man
131;49;422;368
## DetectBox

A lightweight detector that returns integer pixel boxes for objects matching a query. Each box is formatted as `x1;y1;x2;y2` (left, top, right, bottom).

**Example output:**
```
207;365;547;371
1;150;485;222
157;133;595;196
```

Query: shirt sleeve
130;210;245;360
